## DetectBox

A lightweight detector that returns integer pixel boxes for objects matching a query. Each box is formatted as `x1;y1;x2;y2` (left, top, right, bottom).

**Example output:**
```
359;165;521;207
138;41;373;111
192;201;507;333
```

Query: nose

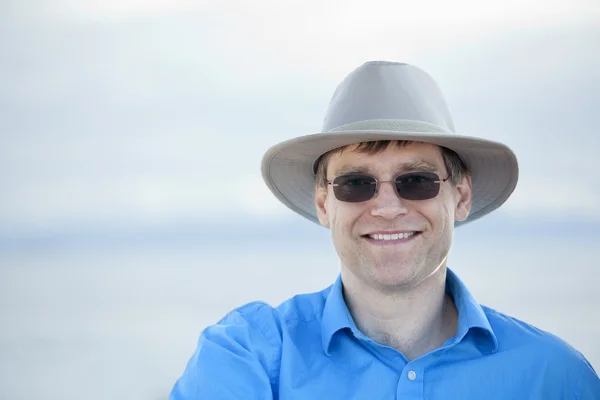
370;180;409;220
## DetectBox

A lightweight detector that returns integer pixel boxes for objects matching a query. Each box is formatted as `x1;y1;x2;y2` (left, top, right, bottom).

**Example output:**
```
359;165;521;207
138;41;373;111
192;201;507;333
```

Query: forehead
327;142;445;173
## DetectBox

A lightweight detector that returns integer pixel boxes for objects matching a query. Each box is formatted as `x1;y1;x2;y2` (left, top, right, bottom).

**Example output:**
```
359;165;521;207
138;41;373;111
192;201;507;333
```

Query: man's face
315;142;472;291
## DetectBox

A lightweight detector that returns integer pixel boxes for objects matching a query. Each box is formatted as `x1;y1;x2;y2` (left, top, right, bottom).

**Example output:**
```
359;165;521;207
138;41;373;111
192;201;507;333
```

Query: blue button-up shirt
170;269;600;399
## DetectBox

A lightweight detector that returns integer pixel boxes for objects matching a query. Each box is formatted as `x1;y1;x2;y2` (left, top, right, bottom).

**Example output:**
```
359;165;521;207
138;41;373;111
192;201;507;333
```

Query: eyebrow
400;160;439;173
333;160;440;176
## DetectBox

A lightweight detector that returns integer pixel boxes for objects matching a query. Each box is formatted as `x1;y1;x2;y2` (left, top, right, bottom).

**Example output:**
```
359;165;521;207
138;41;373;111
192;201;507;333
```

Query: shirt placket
396;363;424;399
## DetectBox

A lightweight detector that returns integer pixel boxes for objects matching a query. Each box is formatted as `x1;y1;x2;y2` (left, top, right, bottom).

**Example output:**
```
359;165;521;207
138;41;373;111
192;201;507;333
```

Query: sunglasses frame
327;171;452;203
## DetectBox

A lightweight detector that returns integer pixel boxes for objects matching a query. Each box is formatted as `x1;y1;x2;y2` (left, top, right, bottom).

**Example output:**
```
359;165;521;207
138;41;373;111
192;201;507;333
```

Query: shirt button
407;370;417;381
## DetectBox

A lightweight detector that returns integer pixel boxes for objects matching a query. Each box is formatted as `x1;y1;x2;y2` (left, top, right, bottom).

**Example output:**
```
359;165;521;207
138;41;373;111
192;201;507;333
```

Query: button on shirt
170;269;600;399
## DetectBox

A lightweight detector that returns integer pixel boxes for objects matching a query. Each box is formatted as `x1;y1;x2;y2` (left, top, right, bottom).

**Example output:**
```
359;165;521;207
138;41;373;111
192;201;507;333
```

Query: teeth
368;232;416;240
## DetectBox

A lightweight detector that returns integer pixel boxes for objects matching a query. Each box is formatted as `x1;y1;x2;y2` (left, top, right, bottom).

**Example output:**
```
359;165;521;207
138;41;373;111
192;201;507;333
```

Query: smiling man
170;61;600;399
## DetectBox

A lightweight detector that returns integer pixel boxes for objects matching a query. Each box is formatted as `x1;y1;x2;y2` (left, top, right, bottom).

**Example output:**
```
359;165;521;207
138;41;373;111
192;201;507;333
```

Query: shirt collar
321;274;356;356
446;268;499;353
321;268;499;356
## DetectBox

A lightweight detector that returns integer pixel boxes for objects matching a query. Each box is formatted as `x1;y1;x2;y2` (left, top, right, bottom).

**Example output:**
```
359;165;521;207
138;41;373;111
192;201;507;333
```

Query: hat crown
322;61;456;133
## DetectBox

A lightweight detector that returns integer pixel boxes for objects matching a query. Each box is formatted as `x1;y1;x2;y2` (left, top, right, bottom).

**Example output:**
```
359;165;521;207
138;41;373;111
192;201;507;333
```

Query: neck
341;267;458;361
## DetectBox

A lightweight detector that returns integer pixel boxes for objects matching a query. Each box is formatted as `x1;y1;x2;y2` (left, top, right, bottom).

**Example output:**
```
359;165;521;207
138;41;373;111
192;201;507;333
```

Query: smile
368;232;416;240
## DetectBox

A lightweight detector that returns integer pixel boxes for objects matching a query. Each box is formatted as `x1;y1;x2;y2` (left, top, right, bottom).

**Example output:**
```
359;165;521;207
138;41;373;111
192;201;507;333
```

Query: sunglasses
327;172;452;203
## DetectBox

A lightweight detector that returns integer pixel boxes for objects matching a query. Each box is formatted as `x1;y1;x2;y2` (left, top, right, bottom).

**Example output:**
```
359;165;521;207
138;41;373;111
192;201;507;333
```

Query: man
170;61;599;398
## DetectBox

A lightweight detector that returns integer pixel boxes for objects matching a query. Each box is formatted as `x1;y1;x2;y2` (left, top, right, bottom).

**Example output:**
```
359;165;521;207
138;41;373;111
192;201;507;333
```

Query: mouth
361;231;422;244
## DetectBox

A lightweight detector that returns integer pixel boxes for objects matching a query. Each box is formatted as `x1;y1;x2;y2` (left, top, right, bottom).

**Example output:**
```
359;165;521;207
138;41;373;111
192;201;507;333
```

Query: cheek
422;197;456;233
441;201;455;223
325;197;337;226
327;201;363;234
440;199;459;233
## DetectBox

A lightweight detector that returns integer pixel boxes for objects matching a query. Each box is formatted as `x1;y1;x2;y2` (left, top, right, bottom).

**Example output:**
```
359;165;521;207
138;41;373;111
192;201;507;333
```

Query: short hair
314;140;470;188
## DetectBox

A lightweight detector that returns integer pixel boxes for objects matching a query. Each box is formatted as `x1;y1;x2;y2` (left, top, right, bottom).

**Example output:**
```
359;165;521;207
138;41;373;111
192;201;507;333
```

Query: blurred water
0;233;598;399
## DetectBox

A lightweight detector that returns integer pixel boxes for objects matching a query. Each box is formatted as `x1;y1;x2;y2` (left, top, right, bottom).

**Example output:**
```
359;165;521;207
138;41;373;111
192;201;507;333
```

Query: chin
369;263;417;288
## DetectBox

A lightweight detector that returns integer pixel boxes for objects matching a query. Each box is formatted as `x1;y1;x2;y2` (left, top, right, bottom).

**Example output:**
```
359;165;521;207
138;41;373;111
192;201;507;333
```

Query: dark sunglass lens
395;172;440;200
332;175;376;202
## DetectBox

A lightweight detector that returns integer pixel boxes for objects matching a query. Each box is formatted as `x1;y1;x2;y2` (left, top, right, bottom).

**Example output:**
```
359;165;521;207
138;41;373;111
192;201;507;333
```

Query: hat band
327;119;452;134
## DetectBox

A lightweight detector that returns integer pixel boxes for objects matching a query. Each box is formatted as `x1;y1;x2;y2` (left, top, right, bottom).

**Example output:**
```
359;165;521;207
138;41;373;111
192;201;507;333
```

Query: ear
315;184;331;228
454;175;472;222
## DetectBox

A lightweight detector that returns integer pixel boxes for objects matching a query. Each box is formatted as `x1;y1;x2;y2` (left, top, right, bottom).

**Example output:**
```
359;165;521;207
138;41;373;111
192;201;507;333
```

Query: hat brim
261;130;518;227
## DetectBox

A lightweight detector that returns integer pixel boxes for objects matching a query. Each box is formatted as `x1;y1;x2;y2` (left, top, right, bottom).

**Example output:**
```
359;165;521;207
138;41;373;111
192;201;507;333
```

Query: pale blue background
1;1;599;399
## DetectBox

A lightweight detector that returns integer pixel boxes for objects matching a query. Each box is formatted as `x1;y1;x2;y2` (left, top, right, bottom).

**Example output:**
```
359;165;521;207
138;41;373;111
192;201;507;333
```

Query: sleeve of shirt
169;302;282;400
575;357;600;399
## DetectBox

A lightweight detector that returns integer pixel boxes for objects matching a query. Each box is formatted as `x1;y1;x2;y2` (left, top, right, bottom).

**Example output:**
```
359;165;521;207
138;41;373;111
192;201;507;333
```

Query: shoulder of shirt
219;283;333;335
481;304;594;370
275;284;332;323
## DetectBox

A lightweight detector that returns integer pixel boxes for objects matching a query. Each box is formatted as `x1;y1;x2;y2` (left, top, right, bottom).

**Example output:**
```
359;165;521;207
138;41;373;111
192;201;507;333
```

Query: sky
1;0;600;238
